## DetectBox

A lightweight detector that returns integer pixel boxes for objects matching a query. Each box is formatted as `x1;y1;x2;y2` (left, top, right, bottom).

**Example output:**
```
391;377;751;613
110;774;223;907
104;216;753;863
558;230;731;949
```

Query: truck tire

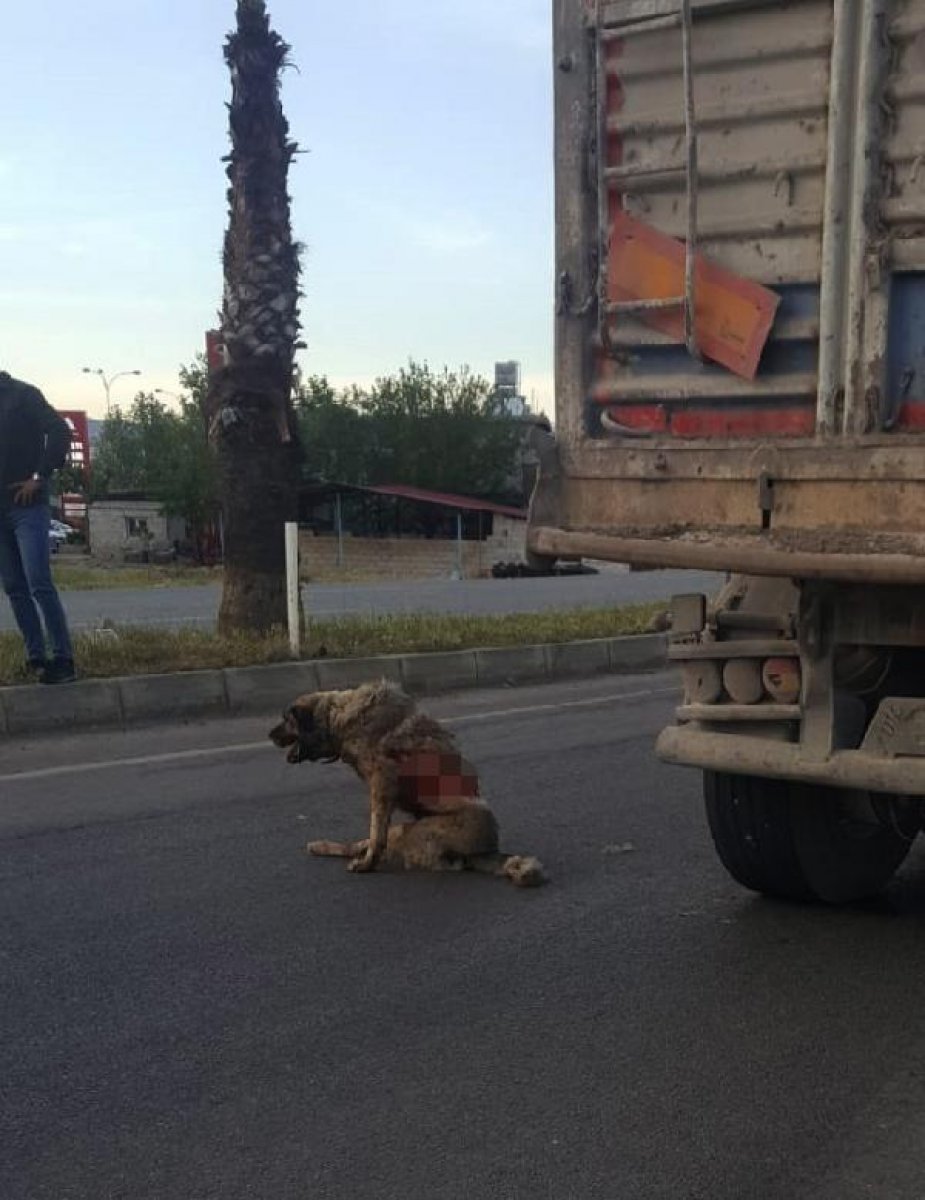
704;772;915;904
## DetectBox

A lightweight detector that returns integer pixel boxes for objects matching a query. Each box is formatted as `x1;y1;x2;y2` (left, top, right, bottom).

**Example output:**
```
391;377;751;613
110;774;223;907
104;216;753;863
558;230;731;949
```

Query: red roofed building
298;481;527;580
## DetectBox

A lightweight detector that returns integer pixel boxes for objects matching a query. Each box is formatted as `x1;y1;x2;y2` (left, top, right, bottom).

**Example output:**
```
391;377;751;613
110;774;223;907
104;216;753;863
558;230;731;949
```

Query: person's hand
11;478;43;506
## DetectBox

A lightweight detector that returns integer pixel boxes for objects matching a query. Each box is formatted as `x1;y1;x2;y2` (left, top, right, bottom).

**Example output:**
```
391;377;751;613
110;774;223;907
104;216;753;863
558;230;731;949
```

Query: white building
88;494;188;562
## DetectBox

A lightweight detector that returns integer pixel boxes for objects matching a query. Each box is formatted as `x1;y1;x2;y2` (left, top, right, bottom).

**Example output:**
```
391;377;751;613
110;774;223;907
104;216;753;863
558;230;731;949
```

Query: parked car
48;520;76;552
491;559;598;579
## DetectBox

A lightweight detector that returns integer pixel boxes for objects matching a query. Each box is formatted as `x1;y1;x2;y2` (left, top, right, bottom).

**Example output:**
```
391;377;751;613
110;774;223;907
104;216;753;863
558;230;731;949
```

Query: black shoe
40;659;77;685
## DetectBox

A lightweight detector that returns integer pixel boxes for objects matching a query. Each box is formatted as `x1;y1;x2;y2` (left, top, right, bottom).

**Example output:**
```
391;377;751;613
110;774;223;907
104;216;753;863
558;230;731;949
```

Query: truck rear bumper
657;725;925;796
528;525;925;586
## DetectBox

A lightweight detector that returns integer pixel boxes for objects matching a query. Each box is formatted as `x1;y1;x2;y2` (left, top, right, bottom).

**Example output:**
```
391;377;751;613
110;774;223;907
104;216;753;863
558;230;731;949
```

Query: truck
530;0;925;903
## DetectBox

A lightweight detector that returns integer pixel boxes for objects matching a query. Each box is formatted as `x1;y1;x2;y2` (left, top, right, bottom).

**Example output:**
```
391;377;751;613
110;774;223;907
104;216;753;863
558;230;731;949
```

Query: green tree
55;459;91;499
178;354;209;414
294;360;522;500
364;361;520;497
90;404;148;495
91;391;220;561
158;399;220;555
295;375;375;485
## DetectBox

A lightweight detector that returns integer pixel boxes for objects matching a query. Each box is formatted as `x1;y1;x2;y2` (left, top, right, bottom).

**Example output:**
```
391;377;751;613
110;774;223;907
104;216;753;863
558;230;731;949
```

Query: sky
0;1;554;420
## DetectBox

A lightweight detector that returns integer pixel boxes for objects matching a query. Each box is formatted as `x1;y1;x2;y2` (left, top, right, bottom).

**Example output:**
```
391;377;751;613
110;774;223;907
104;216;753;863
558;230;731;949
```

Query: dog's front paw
348;854;376;874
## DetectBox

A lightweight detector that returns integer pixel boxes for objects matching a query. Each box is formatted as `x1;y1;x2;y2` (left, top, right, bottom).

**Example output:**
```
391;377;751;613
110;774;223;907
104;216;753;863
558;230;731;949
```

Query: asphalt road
1;568;723;632
5;671;925;1200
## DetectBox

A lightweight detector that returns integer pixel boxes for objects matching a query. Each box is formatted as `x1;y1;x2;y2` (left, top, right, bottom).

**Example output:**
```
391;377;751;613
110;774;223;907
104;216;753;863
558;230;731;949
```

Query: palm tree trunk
207;0;303;634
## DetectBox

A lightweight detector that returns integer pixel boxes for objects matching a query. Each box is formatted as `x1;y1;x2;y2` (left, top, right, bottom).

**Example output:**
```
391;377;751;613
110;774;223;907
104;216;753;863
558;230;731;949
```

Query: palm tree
207;0;303;634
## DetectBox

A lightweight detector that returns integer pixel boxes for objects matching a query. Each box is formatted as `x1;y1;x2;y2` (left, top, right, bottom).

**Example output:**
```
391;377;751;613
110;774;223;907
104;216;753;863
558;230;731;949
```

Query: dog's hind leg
307;838;369;858
308;825;433;870
383;819;467;873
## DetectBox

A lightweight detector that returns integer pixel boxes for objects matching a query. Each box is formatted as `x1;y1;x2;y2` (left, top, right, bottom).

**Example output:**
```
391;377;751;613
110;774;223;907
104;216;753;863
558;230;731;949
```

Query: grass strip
51;564;222;591
0;604;664;687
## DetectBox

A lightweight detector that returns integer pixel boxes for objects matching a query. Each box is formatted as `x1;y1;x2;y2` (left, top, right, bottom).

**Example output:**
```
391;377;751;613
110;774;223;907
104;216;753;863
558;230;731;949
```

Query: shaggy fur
269;681;545;887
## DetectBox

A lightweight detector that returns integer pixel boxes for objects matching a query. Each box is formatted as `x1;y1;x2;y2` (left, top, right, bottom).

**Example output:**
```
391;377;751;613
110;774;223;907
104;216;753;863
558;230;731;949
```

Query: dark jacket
0;372;72;508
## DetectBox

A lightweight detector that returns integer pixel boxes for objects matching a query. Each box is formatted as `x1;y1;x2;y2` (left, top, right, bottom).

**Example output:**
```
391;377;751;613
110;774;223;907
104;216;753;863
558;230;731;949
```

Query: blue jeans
0;502;74;664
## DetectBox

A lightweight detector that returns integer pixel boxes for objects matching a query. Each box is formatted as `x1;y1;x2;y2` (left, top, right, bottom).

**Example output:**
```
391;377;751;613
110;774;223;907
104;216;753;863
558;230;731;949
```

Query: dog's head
269;695;340;765
270;681;416;765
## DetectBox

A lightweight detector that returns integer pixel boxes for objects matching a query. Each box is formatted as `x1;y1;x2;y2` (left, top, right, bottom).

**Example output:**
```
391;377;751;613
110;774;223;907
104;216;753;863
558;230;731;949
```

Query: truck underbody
531;454;925;900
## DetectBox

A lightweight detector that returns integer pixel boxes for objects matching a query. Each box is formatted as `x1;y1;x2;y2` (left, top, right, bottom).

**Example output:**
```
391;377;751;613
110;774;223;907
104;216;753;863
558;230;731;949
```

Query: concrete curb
0;634;667;739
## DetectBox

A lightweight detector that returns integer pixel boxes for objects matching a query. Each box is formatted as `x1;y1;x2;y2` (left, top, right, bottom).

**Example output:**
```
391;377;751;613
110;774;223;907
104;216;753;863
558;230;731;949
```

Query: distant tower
494;361;527;417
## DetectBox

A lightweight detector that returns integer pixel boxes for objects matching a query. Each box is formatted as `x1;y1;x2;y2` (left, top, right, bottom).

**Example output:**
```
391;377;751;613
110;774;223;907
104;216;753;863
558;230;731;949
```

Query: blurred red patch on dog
396;751;480;803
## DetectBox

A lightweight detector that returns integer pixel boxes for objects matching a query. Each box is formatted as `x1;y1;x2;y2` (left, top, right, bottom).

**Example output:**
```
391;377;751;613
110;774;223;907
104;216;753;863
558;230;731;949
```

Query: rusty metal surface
590;0;828;438
862;698;925;757
546;1;925;567
543;472;925;538
529;524;925;583
589;368;815;402
842;0;892;435
598;0;703;359
559;439;925;480
600;0;832;305
677;703;802;721
669;640;800;660
883;2;925;268
657;724;925;793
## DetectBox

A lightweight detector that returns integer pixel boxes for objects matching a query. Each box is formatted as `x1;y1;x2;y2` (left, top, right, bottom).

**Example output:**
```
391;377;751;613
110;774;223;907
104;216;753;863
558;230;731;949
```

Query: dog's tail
467;852;547;888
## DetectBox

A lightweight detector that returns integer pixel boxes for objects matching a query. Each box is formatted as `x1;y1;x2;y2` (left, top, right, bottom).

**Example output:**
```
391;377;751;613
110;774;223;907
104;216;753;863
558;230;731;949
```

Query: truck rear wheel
704;772;916;904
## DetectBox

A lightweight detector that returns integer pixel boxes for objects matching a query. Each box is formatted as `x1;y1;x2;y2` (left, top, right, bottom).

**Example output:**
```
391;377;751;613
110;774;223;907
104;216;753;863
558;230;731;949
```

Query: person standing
0;371;77;684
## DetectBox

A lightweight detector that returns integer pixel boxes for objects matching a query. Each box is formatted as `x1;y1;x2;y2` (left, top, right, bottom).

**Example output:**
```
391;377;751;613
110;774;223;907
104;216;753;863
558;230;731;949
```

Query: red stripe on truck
896;402;925;430
604;405;668;432
670;408;815;438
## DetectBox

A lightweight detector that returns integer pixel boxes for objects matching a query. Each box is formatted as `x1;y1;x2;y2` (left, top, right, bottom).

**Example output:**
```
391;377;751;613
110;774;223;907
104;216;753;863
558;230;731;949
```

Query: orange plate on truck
607;211;781;381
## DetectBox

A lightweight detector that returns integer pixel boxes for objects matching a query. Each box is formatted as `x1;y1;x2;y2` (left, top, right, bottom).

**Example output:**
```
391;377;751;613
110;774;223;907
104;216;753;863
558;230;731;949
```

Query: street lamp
81;367;142;414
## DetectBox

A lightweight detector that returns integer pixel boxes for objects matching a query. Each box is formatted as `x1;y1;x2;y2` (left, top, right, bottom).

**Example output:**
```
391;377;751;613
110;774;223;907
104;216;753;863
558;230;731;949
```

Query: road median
0;635;667;738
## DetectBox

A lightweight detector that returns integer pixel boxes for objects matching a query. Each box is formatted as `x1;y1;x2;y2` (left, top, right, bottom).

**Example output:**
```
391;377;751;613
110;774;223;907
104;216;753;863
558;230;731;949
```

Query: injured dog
269;681;545;887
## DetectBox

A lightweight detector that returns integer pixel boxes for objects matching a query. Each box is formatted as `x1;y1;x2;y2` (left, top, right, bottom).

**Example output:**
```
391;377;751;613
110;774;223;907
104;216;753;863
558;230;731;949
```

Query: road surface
5;671;925;1200
0;568;723;632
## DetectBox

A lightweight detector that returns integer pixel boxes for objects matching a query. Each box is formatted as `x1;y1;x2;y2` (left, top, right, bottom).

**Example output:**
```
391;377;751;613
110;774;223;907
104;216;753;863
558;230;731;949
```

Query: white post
285;521;301;657
335;491;344;567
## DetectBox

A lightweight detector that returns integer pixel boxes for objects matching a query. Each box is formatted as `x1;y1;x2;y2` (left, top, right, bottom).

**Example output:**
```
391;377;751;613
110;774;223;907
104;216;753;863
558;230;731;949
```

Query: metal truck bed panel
539;0;925;578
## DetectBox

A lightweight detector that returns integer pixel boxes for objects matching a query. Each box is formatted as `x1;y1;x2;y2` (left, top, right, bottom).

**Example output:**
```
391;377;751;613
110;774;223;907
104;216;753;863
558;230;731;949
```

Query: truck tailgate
538;0;925;581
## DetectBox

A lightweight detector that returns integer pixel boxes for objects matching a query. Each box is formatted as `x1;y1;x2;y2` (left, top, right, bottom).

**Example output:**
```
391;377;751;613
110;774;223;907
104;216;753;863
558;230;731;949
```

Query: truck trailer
531;0;925;902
